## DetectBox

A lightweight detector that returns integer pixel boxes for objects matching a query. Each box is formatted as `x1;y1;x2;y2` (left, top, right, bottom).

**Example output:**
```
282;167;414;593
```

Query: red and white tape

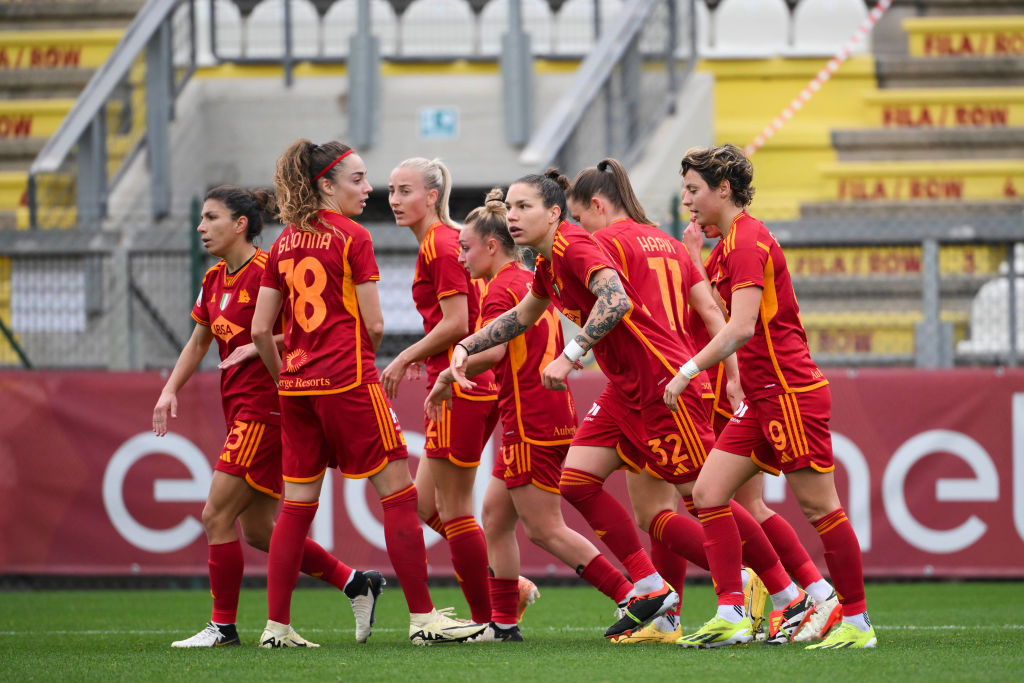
744;0;893;157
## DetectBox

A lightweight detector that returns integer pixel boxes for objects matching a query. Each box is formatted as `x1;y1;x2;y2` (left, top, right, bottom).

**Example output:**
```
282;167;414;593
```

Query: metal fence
519;0;695;175
1;211;1020;370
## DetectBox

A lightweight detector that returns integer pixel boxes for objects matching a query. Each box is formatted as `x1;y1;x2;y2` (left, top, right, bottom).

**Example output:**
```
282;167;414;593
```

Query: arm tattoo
461;308;529;355
577;270;632;349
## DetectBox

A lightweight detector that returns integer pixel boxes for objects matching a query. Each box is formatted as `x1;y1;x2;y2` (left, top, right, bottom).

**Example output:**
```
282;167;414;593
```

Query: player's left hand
541;354;573;391
218;342;257;369
663;372;690;411
381;355;412;399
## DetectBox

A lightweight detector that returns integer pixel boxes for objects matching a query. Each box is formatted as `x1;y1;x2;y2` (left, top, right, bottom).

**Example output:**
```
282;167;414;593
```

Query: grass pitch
1;581;1021;681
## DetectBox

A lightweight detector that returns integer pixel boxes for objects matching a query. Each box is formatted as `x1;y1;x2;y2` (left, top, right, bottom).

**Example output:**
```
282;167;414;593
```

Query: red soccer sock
380;484;433;614
489;576;519;625
815;508;867;615
424;511;448;539
682;495;698;517
267;500;318;624
300;538;355;591
649;510;709;570
559;468;655;579
445;515;492;623
730;501;791;594
209;539;244;624
761;513;822;589
651;536;687;614
579;554;633;605
697;504;744;606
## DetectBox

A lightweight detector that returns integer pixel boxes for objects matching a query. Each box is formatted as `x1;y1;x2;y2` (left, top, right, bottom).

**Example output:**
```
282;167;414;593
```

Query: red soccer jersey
529;222;687;407
191;249;281;425
594;218;704;356
261;210;381;395
714;212;828;399
411;222;497;399
481;261;577;445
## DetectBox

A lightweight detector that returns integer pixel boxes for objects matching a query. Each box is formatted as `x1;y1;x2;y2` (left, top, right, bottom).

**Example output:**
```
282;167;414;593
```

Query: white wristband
562;339;586;363
680;359;700;379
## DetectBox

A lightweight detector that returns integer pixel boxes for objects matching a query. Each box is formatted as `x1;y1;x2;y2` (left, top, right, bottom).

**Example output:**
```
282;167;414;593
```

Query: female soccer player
448;170;683;640
564;158;811;645
681;220;841;642
665;144;875;650
382;157;499;625
426;189;650;642
251;140;486;647
152;186;382;648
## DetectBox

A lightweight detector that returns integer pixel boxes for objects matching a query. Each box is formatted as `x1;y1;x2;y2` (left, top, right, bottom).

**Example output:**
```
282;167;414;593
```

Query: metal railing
26;0;197;231
519;0;696;175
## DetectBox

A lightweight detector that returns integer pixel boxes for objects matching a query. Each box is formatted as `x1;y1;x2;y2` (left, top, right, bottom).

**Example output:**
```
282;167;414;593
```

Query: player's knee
201;503;231;538
690;481;726;509
241;526;271;552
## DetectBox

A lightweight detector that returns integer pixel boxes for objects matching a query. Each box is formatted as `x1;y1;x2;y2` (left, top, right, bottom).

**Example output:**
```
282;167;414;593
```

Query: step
0;29;122;70
801;310;970;359
875;55;1024;87
798;198;1024;219
831;127;1024;161
819;159;1024;203
0;0;143;21
862;86;1024;128
0;98;76;141
784;244;1007;278
0;137;46;172
904;15;1024;58
0;67;95;97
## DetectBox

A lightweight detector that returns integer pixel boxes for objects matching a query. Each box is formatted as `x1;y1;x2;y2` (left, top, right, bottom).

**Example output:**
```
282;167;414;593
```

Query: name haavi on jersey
634;234;676;255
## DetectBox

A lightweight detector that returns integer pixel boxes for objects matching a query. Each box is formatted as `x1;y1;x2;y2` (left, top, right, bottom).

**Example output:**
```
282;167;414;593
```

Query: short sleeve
190;273;211;326
725;244;767;292
563;234;615;291
429;247;470;301
349;231;380;284
530;257;552;300
260;235;283;291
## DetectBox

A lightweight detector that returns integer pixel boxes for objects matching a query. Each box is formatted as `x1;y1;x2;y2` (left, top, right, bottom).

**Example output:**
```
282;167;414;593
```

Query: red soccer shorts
216;419;282;498
574;385;714;484
280;383;408;481
715;386;835;475
492;440;567;493
423;394;499;467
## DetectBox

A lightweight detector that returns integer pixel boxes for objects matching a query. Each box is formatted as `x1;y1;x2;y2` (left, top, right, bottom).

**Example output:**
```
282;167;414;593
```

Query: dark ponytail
204;185;275;243
512;167;570;223
567;158;654;225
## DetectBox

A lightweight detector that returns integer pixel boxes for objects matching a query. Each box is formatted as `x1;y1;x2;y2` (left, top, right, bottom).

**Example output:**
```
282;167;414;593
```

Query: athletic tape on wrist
562;339;586;363
680;359;700;379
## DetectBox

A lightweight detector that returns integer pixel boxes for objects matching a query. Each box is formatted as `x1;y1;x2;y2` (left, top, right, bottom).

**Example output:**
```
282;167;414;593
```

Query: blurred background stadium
0;0;1021;583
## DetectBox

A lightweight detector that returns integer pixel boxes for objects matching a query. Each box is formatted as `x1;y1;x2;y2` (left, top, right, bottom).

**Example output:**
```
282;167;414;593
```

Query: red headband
312;149;353;181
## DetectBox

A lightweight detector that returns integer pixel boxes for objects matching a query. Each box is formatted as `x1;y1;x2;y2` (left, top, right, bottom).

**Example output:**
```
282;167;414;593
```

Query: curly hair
274;139;353;233
679;144;755;207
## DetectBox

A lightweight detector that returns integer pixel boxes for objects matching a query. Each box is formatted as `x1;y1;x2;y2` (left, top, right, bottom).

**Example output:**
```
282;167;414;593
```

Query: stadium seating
479;0;553;56
551;0;622;56
322;0;399;57
399;0;475;56
707;0;788;57
176;0;243;65
245;0;321;58
790;0;869;56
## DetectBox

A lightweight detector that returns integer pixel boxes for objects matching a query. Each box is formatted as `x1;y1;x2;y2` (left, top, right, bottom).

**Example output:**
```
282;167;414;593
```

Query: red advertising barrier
1;368;1022;578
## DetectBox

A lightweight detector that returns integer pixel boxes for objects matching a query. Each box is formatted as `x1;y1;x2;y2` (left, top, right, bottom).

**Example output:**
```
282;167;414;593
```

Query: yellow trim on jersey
610;237;630;279
245;473;281;500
